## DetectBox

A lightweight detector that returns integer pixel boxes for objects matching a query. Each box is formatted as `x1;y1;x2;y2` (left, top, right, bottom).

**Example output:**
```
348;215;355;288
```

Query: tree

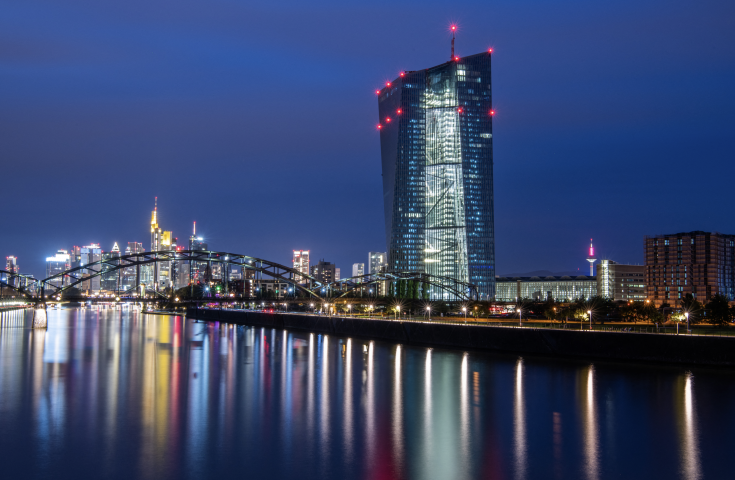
705;294;732;327
680;294;704;324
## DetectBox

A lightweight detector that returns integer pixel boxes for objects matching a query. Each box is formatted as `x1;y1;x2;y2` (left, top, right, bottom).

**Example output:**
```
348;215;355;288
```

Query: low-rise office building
597;260;646;302
495;275;597;302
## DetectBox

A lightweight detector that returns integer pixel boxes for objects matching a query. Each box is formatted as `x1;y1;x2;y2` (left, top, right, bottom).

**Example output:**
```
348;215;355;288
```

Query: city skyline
2;1;734;283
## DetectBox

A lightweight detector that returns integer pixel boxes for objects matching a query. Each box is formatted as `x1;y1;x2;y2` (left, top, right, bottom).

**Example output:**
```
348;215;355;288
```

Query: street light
347;304;352;316
426;306;431;320
685;312;690;333
462;306;467;321
518;308;522;326
396;305;400;320
588;310;592;330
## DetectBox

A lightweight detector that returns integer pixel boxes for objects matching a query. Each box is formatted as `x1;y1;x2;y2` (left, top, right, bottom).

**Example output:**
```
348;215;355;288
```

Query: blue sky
1;0;734;278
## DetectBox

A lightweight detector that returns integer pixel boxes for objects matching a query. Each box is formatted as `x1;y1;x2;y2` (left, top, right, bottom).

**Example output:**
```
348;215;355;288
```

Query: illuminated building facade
46;250;70;288
644;231;735;306
5;256;19;287
121;242;144;291
80;243;102;292
377;50;495;299
293;250;310;284
101;243;121;292
368;252;386;275
597;260;646;302
189;223;208;284
495;276;598;302
352;263;365;279
311;260;337;285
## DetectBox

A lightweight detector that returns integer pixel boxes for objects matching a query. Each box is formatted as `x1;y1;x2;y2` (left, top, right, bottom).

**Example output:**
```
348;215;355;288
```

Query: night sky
2;0;734;279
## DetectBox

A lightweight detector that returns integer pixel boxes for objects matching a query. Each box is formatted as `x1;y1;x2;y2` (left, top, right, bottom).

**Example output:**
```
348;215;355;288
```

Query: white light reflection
582;366;599;480
344;339;354;460
459;353;470;479
680;372;702;480
365;341;375;470
319;335;330;473
392;345;404;472
514;358;526;480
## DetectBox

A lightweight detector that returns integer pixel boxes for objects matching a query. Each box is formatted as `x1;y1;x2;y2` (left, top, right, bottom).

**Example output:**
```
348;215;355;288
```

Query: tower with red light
587;239;596;276
376;28;495;300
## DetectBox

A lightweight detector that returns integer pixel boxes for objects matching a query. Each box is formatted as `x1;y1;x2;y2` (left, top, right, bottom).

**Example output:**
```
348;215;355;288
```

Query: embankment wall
186;308;735;367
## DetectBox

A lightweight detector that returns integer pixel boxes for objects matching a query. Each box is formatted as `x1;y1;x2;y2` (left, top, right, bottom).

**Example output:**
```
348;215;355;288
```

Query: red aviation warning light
454;56;460;61
386;81;391;87
399;72;405;77
457;107;463;113
386;117;391;123
451;25;457;32
489;110;496;116
375;89;380;95
377;124;382;130
396;108;402;114
488;48;493;53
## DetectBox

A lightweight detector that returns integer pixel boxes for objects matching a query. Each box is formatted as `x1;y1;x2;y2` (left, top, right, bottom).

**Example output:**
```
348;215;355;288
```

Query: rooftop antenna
193;221;196;236
155;196;157;211
586;238;597;276
450;25;456;60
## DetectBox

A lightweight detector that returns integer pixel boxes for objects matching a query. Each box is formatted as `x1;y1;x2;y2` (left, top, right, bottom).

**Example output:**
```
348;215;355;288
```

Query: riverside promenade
186;307;735;367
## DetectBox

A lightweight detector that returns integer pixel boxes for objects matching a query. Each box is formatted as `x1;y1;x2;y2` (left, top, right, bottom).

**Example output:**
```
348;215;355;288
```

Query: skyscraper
293;250;310;284
377;41;495;299
352;263;365;278
5;256;19;287
368;252;386;275
80;243;102;292
46;250;70;288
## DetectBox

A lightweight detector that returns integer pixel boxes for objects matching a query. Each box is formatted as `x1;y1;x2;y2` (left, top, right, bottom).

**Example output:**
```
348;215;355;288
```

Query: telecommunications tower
586;239;596;276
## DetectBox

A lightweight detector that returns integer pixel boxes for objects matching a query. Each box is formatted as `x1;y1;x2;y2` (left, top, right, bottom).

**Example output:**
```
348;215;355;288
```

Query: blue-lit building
378;51;495;299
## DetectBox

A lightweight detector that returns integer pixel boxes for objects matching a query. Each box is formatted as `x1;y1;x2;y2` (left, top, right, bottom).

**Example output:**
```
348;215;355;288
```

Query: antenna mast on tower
586;239;597;276
450;25;456;60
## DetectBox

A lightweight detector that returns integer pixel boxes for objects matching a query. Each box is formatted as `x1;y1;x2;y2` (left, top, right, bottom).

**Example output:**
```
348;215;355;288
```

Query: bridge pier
32;306;47;329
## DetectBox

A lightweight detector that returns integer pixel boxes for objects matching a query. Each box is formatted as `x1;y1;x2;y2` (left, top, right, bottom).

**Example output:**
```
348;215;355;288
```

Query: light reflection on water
0;308;733;479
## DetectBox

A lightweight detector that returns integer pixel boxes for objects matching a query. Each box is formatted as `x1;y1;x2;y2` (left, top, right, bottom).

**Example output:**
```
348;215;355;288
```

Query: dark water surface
1;308;734;479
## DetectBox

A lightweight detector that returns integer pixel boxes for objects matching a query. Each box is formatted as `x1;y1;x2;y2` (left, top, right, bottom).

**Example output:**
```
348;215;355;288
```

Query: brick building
644;231;735;306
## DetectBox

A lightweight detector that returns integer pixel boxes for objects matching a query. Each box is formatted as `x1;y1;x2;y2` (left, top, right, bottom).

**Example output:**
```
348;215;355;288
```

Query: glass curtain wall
424;68;469;297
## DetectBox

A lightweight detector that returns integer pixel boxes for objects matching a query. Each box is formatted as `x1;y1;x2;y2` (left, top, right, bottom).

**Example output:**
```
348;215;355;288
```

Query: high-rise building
644;231;735;306
377;43;495;299
101;243;121;292
46;250;70;288
352;263;365;279
597;260;646;302
122;242;144;291
311;260;337;285
368;252;386;275
80;243;102;292
189;222;208;284
5;256;19;287
293;250;310;284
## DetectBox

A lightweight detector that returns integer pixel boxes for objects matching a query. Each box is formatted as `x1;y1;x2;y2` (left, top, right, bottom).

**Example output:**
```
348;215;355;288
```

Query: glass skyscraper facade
378;51;495;299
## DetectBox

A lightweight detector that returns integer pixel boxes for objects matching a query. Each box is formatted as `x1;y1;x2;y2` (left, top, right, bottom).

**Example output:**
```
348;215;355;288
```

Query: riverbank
186;307;735;367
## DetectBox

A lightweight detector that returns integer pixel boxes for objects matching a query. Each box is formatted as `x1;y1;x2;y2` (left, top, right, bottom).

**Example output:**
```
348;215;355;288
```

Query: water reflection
580;365;599;480
677;372;702;480
514;358;527;480
0;309;730;480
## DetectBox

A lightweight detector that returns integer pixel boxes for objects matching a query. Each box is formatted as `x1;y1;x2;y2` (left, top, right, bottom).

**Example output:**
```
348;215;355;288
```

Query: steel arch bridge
0;250;478;302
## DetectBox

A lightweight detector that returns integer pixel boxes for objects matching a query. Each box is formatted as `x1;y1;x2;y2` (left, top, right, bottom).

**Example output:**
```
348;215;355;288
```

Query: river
0;307;733;479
